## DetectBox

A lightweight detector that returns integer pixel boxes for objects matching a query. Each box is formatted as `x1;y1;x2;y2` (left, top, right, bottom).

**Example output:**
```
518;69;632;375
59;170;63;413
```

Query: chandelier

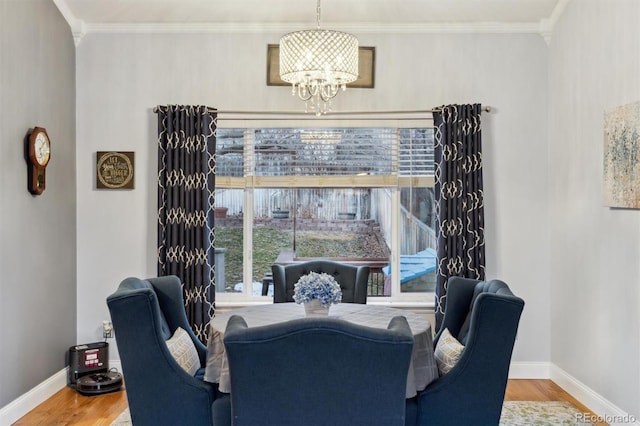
279;0;359;115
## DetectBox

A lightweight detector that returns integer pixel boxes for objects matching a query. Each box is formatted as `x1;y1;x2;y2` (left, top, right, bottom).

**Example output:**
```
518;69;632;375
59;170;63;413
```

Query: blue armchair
271;260;369;303
216;315;414;426
106;276;223;426
411;277;525;426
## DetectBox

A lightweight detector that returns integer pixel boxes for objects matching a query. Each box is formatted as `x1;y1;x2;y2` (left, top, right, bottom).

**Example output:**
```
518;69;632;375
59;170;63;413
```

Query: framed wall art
266;44;375;89
96;151;135;189
603;101;640;208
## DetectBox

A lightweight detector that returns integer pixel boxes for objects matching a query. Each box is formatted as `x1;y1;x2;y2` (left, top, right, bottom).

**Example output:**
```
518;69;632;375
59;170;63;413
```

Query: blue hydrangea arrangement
293;272;342;307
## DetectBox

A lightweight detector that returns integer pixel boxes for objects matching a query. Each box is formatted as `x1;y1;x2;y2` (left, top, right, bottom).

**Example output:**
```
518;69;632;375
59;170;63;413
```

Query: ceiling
53;0;570;45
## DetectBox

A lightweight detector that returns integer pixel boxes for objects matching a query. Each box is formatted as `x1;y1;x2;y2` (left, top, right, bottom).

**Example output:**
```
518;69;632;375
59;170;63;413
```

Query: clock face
34;132;50;166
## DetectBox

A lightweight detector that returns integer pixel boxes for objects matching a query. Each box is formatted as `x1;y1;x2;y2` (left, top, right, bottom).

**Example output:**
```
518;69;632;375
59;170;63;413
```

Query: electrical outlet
103;320;113;338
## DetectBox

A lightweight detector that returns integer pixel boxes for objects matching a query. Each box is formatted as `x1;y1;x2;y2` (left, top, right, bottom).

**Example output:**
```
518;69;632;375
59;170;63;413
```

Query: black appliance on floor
68;342;122;395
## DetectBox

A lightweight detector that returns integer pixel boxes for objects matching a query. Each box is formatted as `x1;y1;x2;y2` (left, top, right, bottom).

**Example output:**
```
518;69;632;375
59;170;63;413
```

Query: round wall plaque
96;151;134;189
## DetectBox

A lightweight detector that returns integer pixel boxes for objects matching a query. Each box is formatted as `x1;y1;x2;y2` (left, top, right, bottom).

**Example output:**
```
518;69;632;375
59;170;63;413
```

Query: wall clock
27;126;51;195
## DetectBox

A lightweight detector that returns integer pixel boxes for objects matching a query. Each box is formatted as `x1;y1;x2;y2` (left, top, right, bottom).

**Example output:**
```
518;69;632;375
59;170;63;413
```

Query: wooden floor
13;379;607;425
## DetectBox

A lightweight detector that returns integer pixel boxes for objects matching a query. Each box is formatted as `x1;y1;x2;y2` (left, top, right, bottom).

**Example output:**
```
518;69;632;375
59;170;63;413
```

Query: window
213;117;435;303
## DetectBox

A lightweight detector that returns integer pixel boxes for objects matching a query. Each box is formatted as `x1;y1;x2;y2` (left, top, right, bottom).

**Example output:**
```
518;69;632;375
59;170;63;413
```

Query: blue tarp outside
382;247;437;284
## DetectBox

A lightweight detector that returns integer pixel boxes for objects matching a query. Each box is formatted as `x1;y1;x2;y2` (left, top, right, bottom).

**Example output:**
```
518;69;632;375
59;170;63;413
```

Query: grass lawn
215;226;384;290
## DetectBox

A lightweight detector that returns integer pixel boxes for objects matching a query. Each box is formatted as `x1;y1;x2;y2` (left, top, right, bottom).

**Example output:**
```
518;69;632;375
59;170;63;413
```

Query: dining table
203;302;439;398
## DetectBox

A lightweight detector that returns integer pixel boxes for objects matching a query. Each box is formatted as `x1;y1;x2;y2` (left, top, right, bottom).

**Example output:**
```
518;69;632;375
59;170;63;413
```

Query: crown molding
52;0;85;46
539;0;571;45
53;0;572;44
82;21;543;36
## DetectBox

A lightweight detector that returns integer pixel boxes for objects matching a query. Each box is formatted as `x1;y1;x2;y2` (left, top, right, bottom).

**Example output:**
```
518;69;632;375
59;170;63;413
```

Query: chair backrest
224;315;414;426
106;276;217;426
416;276;525;426
435;277;524;346
271;260;369;303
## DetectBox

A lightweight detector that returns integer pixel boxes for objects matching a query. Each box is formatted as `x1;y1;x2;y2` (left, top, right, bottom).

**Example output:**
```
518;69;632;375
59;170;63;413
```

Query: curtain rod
214;107;491;115
154;106;491;115
216;117;434;121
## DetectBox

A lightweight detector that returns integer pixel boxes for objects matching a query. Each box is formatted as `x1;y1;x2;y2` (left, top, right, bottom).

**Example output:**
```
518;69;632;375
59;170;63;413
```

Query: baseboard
0;361;123;426
0;368;68;426
550;364;639;426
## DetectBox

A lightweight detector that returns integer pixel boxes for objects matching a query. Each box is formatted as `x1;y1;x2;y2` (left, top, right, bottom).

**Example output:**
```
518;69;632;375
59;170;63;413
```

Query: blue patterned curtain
156;105;217;341
433;104;485;329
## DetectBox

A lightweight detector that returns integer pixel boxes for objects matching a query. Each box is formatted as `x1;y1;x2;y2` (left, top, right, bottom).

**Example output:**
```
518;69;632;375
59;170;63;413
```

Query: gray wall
0;0;76;406
73;31;550;367
549;0;639;418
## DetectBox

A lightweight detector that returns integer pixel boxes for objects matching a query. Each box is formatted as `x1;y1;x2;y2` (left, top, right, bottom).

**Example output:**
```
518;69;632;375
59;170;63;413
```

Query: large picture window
213;118;435;303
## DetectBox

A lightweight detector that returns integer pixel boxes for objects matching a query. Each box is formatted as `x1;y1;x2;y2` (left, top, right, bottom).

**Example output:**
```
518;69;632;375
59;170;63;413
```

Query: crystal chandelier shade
279;0;359;115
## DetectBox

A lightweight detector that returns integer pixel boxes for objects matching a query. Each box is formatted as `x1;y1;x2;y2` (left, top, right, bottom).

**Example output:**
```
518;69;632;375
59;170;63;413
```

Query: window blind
215;127;434;178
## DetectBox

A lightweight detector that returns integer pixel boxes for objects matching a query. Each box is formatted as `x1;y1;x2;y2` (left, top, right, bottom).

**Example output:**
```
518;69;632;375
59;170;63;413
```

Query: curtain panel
156;105;217;341
433;104;486;329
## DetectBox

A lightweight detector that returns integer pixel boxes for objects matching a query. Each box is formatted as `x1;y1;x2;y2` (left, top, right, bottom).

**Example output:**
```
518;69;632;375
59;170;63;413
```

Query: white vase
304;299;330;317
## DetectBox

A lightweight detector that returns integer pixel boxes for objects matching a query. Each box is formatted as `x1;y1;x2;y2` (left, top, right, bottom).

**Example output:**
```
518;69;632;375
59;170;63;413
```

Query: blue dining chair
215;315;414;426
271;260;369;303
107;276;224;426
411;277;525;426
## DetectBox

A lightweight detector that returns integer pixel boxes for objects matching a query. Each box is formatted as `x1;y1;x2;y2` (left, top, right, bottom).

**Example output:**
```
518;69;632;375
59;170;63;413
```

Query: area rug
500;401;595;425
110;401;595;425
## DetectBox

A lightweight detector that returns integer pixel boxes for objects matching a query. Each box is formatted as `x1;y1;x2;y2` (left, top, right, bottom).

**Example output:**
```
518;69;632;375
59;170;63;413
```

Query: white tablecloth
204;303;438;398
